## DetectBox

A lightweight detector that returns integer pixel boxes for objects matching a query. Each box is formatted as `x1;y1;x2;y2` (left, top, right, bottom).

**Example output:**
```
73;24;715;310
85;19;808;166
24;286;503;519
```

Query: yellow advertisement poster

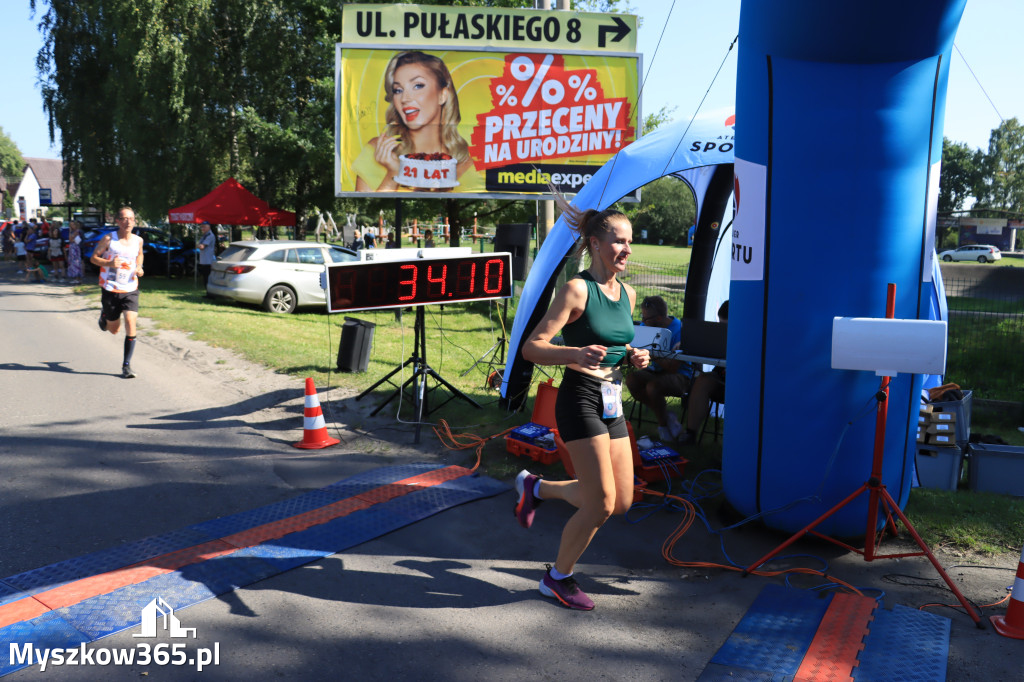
336;47;640;198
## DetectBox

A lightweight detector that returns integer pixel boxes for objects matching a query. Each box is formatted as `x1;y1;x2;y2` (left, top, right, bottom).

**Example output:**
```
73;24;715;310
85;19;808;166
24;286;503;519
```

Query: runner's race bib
601;381;623;419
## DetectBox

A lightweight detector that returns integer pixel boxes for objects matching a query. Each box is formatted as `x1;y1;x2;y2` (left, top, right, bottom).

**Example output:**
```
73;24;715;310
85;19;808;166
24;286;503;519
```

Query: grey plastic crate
915;444;963;491
928;389;972;446
967;443;1024;497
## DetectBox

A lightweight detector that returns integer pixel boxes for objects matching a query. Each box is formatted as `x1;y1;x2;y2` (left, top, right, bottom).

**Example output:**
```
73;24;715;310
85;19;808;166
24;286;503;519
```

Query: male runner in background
91;207;144;378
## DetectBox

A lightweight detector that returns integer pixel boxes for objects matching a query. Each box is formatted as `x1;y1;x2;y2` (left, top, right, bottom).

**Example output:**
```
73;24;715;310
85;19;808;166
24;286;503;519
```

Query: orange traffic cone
293;378;340;449
992;542;1024;638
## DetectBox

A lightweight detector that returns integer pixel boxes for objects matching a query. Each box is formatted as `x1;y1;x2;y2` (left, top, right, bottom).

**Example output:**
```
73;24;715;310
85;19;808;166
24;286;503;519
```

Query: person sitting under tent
624;295;693;442
679;300;728;445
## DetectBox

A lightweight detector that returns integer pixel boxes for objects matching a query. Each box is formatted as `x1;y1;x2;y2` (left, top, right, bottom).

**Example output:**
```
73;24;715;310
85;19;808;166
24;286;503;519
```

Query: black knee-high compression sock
123;335;136;367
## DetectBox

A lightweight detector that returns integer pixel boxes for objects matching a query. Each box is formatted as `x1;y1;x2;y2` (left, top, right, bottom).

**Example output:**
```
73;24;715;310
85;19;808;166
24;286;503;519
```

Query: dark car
82;226;194;276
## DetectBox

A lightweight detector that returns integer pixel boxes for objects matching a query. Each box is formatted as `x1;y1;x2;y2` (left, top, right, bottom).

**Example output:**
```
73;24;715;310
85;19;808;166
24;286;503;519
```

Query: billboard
336;4;640;200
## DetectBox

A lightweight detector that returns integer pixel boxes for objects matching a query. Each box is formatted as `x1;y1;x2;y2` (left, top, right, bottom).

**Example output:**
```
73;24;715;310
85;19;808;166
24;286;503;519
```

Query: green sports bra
560;271;635;367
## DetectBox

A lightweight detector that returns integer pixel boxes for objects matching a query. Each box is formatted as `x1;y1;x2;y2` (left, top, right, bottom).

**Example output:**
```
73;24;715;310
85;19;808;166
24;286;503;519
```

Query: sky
2;1;1020;160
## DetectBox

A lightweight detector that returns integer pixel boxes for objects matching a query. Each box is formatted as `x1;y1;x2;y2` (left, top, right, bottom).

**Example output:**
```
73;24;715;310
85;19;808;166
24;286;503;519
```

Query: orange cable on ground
639;487;866;596
920;592;1010;612
433;419;515;472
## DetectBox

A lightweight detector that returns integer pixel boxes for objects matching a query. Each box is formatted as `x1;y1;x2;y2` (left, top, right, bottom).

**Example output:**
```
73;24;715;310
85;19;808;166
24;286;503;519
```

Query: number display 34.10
326;252;513;313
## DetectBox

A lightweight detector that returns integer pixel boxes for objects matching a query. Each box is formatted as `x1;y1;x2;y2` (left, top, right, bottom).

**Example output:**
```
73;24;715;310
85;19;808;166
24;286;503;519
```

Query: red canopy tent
167;177;295;226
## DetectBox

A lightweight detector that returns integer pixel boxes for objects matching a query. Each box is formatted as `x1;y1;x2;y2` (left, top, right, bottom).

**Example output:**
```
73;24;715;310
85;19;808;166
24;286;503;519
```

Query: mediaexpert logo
9;597;220;673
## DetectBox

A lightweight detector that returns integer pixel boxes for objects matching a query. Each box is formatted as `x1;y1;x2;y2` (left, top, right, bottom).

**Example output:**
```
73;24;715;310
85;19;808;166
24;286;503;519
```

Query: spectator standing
424;229;435;248
66;221;84;283
14;229;28;270
197;222;217;295
23;226;44;280
385;231;400;249
1;222;14;261
91;207;145;379
47;227;66;280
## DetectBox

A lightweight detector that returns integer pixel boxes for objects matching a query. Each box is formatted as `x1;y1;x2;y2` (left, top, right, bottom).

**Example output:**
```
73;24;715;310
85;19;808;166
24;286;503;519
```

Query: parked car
938;244;1002;263
81;226;197;276
207;240;359;313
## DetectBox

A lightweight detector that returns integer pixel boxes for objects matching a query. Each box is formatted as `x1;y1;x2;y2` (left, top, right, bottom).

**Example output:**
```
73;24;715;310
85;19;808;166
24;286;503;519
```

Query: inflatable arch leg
725;0;966;536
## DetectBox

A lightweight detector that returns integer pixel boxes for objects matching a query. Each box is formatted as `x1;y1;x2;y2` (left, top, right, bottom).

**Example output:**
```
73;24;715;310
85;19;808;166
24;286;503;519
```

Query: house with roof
4;157;71;221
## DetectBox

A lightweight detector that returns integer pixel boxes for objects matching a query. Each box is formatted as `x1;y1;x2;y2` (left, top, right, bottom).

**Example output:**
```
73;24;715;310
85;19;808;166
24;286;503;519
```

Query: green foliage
939;137;985;214
0;126;25;177
975;117;1024;215
643;105;677;135
0;127;24;210
618;176;696;246
34;0;341;223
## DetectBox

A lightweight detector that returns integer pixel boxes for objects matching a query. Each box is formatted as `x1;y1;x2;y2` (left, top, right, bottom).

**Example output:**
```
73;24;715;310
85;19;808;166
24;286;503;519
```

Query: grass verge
72;274;1024;558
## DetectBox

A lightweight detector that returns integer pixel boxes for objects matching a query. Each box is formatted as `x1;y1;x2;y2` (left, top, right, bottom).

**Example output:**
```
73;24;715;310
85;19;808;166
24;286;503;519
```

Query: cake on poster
396;153;459;189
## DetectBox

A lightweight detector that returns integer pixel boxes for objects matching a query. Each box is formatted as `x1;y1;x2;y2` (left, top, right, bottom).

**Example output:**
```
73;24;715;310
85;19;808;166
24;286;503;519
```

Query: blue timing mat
0;464;507;678
699;584;950;681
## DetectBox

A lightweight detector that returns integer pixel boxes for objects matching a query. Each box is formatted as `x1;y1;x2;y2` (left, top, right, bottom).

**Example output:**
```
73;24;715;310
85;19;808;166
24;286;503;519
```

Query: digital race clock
326;252;513;313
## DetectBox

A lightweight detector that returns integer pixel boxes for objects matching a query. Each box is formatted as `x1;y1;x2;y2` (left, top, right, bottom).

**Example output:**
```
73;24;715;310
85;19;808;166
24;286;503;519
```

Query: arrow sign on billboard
598;16;630;48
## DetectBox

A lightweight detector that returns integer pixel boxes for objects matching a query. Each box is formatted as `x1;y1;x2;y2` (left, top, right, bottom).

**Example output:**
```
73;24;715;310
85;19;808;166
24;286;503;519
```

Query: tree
0;127;24;212
975;118;1024;216
643;105;677;135
33;0;636;229
938;137;984;214
0;127;24;178
619;175;695;245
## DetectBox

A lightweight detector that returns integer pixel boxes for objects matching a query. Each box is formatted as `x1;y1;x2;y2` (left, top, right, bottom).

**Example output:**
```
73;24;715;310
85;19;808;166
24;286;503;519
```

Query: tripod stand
356;305;480;443
742;284;983;628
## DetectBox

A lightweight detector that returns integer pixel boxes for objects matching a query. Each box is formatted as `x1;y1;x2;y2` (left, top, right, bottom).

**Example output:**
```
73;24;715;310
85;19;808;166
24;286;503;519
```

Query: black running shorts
101;289;140;319
555;368;629;443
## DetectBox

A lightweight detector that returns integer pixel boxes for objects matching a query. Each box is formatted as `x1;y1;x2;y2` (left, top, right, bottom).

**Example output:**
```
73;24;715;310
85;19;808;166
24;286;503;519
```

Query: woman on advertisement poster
354;51;483;193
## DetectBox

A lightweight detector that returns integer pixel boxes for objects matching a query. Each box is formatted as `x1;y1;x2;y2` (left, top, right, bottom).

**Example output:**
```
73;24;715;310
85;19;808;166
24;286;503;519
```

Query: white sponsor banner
731;158;766;281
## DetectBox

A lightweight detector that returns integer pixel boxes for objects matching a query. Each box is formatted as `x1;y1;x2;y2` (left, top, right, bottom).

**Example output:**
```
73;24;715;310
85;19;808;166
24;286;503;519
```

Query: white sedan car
938;244;1002;263
207;240;358;313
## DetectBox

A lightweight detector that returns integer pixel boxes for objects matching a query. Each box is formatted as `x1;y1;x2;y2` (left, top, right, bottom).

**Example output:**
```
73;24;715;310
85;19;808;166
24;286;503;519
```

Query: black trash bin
337;317;375;372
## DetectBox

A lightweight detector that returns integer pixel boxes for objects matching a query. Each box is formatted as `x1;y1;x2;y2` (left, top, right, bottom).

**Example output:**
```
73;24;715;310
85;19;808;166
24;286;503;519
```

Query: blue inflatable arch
727;0;966;536
501;110;737;409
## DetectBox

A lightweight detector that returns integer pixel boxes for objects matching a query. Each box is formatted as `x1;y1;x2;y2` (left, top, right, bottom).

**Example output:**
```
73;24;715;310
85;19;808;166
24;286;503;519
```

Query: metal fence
554;258;1024;402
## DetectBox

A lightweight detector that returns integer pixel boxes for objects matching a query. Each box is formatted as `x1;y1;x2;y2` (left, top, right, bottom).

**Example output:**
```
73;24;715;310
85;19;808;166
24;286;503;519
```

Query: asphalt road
1;268;1020;681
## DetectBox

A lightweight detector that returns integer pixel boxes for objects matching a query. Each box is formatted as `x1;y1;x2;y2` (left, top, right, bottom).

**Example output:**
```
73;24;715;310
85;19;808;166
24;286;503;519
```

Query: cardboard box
967;443;1024;497
916;426;925;443
916;444;964;491
918;413;930;425
919;403;934;414
930;411;956;423
926;422;955;435
927;433;957;447
927;390;971;445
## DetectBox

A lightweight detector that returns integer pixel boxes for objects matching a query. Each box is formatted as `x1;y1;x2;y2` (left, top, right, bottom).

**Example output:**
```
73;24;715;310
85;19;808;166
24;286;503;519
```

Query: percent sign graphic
510;54;565;107
495;84;517;106
502;55;600;107
567;74;597;102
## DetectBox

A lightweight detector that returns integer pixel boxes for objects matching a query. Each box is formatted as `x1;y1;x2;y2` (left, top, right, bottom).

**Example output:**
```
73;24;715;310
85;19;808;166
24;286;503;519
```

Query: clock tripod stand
356;305;480;443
